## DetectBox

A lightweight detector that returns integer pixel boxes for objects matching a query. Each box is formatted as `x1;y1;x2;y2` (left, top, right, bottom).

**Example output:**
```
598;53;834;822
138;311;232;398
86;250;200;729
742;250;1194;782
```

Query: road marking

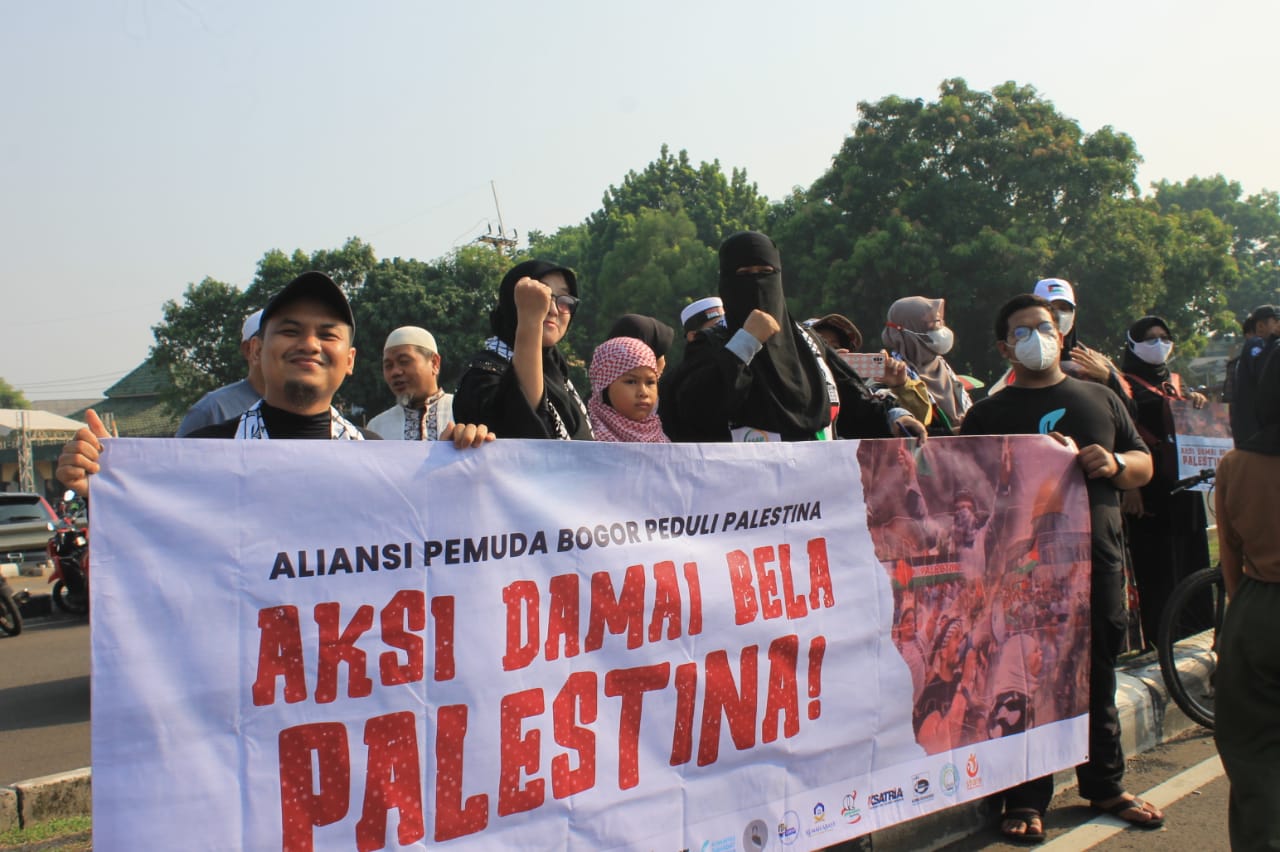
1038;754;1224;851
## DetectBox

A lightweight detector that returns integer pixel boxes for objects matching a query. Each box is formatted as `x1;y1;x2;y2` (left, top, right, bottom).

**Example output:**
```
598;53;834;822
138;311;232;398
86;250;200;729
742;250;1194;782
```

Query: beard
396;392;423;408
283;379;322;410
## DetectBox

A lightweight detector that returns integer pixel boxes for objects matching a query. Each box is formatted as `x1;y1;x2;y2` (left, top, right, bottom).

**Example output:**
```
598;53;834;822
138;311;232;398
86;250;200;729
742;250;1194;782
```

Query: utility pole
476;180;518;256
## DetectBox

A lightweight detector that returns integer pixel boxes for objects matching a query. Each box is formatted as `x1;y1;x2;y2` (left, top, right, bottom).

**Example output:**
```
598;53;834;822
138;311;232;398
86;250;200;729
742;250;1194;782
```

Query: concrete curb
0;768;91;832
0;651;1212;844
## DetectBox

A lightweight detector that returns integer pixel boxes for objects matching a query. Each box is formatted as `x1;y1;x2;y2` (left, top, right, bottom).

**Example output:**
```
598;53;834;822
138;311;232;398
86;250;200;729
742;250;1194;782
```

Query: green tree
772;78;1149;379
150;277;250;414
1154;175;1279;323
0;377;31;409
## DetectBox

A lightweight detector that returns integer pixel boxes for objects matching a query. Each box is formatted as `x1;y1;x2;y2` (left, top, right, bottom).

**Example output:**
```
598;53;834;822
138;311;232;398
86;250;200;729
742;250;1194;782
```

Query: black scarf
607;314;675;360
718;231;829;437
1240;347;1280;455
489;260;589;439
1120;316;1174;387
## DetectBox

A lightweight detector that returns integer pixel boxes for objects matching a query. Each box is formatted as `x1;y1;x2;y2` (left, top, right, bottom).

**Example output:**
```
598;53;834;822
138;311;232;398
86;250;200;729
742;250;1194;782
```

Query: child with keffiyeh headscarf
587;337;670;443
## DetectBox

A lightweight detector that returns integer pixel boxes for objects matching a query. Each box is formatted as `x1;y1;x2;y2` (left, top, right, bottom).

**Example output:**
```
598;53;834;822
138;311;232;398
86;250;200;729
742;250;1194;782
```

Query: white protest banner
91;435;1089;851
1169;400;1233;489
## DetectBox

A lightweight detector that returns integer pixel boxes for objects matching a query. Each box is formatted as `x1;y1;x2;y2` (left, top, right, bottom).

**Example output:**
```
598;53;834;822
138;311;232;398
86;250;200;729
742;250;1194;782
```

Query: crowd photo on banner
51;98;1280;847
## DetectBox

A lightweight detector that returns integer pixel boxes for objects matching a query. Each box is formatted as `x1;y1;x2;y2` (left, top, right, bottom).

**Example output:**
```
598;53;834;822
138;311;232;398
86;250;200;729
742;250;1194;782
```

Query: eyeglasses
1008;321;1056;343
553;294;580;316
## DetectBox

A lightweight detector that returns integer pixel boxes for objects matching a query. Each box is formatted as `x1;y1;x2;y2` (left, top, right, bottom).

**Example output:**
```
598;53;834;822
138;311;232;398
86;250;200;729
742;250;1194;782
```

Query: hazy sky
5;0;1277;400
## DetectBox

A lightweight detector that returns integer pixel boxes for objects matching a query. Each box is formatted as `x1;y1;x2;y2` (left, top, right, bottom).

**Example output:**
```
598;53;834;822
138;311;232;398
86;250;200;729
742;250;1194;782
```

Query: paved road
937;728;1228;851
0;593;90;787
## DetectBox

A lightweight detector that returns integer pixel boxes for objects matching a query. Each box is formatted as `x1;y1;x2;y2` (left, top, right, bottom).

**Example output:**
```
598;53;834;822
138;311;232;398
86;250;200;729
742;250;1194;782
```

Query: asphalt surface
0;566;90;788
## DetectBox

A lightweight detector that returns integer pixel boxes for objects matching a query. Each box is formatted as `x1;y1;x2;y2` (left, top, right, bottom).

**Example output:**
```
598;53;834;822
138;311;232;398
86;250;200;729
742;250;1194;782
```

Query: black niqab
717;231;828;436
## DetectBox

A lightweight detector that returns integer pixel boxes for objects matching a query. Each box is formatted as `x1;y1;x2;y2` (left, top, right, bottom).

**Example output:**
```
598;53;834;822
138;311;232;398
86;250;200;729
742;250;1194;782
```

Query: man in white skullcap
176;308;266;436
368;326;455;440
679;297;726;343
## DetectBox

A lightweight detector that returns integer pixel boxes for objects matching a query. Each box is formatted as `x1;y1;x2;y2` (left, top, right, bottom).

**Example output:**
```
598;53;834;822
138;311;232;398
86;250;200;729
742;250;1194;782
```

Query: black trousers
1001;567;1127;813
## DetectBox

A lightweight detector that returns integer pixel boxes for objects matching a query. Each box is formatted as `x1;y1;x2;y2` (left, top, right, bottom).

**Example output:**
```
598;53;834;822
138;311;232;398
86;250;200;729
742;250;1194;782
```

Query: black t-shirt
961;375;1148;574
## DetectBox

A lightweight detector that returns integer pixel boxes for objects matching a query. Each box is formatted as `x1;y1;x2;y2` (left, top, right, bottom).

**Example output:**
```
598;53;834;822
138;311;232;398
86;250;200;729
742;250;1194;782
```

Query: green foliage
150;276;250;414
0;377;31;409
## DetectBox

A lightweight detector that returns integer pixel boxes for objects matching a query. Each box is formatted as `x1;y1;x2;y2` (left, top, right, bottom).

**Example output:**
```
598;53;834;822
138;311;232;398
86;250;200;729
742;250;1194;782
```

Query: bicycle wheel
1157;566;1225;729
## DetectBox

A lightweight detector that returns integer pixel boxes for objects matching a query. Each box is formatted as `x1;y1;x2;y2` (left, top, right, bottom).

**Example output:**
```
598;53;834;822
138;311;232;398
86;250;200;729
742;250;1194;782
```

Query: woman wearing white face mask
883;296;971;433
1119;316;1210;646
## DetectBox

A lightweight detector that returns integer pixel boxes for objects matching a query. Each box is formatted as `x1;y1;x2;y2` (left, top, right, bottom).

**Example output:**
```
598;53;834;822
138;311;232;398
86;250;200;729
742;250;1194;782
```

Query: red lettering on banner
278;722;350;852
433;704;488;841
355;712;424;852
762;634;799;742
544;573;581;661
648;561;682;642
604;663;672;790
697;647;759;766
683;561;703;635
498;688;546;816
808;635;826;720
314;602;375;703
726;550;758;625
726;537;836;625
429;595;455;682
585;564;646;652
502;580;540;671
669;661;698;766
551;672;598;799
379;591;424;687
254;606;307;706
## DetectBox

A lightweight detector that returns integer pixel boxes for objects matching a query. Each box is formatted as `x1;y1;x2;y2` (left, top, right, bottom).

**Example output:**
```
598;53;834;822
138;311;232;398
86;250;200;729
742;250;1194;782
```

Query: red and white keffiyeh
588;337;669;443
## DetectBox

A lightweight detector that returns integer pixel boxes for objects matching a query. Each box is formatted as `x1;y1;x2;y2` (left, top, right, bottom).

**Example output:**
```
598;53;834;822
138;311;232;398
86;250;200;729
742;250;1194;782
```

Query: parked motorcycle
47;490;89;616
0;572;24;636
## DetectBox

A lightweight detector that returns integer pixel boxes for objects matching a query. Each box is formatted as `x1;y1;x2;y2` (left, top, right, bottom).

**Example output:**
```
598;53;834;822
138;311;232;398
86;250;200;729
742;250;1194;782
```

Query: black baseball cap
260;271;355;335
1250;304;1280;324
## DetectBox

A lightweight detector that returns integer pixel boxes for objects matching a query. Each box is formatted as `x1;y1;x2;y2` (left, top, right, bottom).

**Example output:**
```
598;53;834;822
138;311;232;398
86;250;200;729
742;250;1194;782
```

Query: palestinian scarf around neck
718;231;829;437
588;337;669;443
234;400;364;440
883;296;965;423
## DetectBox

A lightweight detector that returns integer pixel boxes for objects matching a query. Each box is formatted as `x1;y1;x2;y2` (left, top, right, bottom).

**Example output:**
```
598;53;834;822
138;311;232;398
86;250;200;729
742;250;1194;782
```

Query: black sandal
1000;808;1046;844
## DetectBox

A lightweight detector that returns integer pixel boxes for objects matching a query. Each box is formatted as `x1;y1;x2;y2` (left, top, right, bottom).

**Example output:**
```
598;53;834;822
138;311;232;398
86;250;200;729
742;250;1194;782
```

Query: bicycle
1155;467;1224;730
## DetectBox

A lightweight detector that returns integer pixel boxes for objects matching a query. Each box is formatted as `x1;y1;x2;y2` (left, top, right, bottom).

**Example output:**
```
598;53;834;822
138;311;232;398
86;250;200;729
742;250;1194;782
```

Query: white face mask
1014;330;1060;371
1131;338;1173;365
911;323;952;353
1056;310;1075;336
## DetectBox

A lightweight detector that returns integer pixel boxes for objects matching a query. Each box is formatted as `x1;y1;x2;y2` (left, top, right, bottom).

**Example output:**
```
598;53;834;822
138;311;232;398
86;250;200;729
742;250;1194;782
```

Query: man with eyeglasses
960;293;1159;842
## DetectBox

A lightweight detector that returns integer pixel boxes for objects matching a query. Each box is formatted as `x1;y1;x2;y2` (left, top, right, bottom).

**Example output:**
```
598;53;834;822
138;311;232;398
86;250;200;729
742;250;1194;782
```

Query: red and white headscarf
588;337;669;443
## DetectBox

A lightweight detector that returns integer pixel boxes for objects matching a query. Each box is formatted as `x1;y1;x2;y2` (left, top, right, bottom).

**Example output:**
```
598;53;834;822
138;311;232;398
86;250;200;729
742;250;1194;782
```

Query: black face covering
1240;349;1280;455
717;231;828;437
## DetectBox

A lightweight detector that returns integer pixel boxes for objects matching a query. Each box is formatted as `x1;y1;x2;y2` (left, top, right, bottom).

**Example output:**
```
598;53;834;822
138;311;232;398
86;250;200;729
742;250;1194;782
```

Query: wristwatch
1111;452;1127;478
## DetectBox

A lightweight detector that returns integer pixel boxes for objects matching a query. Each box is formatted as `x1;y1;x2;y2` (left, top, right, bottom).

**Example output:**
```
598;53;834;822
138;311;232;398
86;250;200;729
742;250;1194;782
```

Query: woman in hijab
452;260;592;440
606;314;675;375
882;297;971;433
1215;348;1280;850
659;231;925;443
1119;316;1209;645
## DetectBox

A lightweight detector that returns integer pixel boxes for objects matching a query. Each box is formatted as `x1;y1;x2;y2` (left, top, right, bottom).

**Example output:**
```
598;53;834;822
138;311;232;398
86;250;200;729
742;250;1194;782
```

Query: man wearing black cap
1230;304;1280;445
57;272;491;494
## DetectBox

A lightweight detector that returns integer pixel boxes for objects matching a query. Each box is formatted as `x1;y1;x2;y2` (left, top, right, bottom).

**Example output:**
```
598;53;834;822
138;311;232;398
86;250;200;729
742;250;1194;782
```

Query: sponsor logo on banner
812;802;826;823
777;811;800;846
742;819;770;851
911;773;934;804
841;792;862;824
703;835;737;852
868;787;904;809
804;802;836;838
940;763;960;795
965;753;983;790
